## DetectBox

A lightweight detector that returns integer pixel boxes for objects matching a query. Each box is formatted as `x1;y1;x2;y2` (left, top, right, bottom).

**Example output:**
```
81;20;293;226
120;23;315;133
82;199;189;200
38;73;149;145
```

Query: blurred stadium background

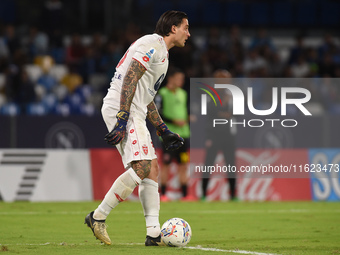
0;0;340;203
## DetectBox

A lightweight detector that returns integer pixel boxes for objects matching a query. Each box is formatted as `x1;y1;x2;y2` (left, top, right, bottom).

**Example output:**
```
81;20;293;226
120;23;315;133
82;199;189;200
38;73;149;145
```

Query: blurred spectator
334;66;340;78
49;29;65;64
197;52;214;77
225;25;244;66
202;69;237;201
249;28;275;55
318;33;337;60
231;60;245;78
3;50;28;103
169;38;195;81
306;48;319;77
204;26;224;51
90;32;105;58
243;48;267;76
290;54;310;77
319;77;340;111
66;33;86;67
288;35;307;65
79;46;98;84
319;53;335;77
156;68;192;201
100;40;123;80
0;26;10;60
17;69;37;113
3;24;20;57
26;26;49;61
267;52;285;77
3;63;19;102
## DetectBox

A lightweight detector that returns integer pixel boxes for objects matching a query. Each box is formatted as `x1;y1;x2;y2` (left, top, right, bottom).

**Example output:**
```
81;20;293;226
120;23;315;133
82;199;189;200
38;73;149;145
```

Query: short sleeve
132;44;157;70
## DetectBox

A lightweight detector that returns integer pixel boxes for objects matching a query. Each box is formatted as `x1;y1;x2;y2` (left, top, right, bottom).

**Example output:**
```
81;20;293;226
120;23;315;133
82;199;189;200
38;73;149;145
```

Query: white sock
139;178;160;237
93;168;141;220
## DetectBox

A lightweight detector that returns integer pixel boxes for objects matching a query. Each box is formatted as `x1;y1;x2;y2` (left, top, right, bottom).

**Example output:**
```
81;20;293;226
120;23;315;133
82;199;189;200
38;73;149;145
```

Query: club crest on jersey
142;48;155;62
142;144;148;155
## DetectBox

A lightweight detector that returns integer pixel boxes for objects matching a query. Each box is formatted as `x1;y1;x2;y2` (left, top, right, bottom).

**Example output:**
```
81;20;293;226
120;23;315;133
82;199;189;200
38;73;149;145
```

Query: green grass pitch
1;201;340;254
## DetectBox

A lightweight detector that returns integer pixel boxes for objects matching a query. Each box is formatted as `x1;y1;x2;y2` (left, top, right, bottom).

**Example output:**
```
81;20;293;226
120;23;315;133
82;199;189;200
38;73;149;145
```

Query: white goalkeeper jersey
103;33;169;119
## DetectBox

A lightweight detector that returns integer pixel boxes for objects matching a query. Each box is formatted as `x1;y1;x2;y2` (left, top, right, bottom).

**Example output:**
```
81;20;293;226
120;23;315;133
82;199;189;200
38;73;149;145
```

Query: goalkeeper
85;10;190;246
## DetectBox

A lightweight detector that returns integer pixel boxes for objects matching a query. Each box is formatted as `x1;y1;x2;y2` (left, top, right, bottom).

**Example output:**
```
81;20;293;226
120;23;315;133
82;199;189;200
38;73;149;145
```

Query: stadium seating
0;102;20;116
24;64;43;82
26;102;49;115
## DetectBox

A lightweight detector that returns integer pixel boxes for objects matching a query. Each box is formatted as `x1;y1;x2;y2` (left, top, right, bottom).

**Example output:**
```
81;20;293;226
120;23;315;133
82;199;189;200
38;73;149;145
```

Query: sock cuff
127;167;142;185
141;178;158;188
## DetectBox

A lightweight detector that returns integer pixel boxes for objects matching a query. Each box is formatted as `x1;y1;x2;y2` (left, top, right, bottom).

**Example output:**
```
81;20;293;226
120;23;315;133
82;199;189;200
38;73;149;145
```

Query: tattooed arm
146;101;164;128
104;59;146;146
120;59;146;111
148;100;184;151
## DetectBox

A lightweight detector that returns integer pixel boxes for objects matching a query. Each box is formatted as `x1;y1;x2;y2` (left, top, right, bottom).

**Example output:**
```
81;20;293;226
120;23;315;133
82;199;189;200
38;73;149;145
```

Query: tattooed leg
131;160;151;180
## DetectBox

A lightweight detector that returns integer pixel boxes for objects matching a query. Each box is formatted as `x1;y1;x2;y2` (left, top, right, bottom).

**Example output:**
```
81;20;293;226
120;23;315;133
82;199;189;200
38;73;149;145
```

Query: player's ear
171;25;177;34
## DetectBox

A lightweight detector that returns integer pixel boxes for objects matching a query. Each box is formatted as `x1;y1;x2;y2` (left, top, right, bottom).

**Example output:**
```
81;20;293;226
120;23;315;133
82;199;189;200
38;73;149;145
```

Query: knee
131;160;151;180
151;161;159;177
147;159;159;182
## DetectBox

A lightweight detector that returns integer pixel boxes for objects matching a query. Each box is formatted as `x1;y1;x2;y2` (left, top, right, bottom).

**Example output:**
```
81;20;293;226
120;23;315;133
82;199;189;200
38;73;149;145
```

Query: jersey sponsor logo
143;48;155;62
142;144;148;155
154;73;165;91
146;49;155;58
114;72;122;80
148;88;155;97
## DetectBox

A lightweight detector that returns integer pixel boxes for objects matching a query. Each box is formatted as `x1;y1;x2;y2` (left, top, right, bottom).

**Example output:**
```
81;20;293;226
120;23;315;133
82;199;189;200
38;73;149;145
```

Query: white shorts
101;103;157;169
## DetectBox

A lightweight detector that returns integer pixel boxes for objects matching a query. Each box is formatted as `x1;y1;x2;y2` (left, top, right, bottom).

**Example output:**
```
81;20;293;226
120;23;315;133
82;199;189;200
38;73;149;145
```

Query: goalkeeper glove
157;123;184;151
104;110;130;146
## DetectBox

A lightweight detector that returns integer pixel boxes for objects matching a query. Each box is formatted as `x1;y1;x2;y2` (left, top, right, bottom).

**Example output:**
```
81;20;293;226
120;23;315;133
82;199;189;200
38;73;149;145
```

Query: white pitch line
1;209;340;216
184;246;281;255
0;242;280;255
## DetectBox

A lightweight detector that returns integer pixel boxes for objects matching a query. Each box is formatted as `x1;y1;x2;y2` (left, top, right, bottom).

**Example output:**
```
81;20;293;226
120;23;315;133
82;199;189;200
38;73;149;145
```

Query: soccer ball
160;218;192;247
